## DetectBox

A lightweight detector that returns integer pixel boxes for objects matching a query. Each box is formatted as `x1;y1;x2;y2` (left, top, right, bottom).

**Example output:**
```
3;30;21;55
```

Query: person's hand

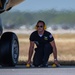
27;59;31;64
54;59;61;67
26;60;31;68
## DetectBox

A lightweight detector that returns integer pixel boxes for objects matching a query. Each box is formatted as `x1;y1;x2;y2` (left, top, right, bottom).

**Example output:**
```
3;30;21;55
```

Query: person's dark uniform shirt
30;30;54;48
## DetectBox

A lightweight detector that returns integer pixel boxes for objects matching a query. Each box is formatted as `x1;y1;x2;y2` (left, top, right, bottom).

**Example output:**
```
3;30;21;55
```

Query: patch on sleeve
49;34;53;38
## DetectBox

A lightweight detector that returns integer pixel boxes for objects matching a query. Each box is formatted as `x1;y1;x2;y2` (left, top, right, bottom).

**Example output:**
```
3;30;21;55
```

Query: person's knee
45;43;52;48
44;43;53;54
33;61;40;67
33;63;39;67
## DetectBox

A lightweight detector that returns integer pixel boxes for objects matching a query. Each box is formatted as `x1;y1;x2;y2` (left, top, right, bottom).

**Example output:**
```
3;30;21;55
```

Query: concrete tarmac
0;65;75;75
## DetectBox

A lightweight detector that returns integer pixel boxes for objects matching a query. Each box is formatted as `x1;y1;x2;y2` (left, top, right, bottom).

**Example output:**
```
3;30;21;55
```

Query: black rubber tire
0;32;19;67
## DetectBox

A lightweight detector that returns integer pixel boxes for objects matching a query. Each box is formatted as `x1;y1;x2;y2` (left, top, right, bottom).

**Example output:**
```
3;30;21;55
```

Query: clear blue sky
11;0;75;11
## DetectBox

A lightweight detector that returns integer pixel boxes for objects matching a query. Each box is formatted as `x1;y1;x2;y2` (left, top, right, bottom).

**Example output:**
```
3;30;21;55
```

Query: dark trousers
33;43;53;67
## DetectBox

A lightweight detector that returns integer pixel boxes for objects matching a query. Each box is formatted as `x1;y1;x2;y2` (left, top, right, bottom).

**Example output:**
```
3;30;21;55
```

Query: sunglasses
37;26;43;28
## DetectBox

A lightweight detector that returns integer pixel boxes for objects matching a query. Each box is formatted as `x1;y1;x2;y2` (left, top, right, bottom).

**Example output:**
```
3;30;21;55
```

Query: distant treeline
1;9;75;27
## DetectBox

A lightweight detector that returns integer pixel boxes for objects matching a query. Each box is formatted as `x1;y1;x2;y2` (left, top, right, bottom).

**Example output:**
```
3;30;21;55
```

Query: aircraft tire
0;32;19;67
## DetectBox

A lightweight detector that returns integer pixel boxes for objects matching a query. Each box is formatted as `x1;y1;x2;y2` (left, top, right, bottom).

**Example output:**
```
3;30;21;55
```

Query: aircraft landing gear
0;32;19;67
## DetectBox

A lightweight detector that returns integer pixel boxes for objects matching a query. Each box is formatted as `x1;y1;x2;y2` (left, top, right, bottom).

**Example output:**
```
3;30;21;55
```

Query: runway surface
0;65;75;75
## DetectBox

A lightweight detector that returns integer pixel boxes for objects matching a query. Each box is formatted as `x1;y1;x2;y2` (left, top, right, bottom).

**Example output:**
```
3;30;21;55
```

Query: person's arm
50;40;59;65
27;41;34;64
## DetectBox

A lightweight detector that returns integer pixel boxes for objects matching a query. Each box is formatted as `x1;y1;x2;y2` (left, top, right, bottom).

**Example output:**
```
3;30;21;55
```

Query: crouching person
26;20;60;67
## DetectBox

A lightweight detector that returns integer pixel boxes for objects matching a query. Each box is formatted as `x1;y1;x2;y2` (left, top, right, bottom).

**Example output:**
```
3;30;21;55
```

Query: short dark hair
37;20;45;26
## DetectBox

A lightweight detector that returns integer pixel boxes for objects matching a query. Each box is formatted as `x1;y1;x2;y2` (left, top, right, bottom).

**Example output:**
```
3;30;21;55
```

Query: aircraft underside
0;0;24;13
